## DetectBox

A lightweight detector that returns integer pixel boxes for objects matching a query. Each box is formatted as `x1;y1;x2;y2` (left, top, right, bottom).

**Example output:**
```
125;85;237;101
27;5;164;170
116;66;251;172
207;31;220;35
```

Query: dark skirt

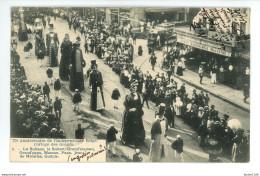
177;66;183;76
59;56;70;81
50;47;58;67
69;72;84;92
121;111;145;145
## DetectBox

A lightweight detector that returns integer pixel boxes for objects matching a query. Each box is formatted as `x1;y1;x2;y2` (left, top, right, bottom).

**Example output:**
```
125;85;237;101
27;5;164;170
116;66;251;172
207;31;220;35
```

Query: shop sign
235;53;250;60
177;35;232;57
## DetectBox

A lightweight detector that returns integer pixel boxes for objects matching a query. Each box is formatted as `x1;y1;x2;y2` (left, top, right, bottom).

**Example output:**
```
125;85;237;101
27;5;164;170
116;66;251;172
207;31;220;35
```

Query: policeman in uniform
88;60;105;111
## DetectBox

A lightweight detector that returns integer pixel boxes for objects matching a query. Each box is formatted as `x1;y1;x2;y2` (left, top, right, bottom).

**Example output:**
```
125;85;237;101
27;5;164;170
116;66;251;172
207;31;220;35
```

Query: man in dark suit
43;82;50;102
106;124;118;154
54;78;61;98
171;135;184;162
149;52;157;71
54;97;62;119
75;124;84;139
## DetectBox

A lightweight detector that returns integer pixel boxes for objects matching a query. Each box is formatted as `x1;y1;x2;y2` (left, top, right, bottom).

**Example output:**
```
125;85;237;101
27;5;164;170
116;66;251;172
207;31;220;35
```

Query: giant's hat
49;24;54;29
91;59;96;65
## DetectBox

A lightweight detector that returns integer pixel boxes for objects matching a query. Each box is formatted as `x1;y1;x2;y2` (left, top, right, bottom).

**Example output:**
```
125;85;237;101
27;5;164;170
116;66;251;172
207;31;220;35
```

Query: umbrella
227;119;242;130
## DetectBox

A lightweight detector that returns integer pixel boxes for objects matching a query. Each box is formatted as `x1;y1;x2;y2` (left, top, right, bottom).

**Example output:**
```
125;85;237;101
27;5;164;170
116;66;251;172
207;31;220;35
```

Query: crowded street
10;7;250;162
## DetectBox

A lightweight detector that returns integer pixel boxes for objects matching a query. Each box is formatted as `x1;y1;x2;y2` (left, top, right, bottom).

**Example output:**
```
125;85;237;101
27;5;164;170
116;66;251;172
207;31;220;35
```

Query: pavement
12;16;249;162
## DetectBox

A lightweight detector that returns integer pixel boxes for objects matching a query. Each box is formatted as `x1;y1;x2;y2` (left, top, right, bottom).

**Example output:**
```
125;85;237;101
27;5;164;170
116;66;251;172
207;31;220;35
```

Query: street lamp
166;21;169;53
18;7;28;41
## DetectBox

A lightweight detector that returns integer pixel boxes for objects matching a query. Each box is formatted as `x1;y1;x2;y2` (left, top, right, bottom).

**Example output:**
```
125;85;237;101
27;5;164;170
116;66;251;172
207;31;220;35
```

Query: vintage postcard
10;7;250;163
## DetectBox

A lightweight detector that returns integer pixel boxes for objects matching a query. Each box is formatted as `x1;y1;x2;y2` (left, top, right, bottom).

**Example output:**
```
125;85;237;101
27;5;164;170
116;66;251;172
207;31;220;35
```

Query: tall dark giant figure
18;7;28;42
89;62;105;111
59;34;72;81
69;41;85;92
46;24;59;67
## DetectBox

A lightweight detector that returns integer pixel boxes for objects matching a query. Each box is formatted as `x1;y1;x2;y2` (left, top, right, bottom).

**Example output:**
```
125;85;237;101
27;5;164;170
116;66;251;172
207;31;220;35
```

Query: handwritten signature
67;145;106;162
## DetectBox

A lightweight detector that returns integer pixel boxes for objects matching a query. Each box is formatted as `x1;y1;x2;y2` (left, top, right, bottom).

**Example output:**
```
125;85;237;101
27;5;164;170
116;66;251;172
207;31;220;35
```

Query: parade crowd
10;8;249;162
66;11;250;162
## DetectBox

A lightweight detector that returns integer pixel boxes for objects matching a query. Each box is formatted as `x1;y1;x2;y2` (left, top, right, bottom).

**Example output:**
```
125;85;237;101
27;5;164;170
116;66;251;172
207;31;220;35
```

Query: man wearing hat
54;78;61;98
73;89;82;114
54;97;62;119
106;124;118;155
69;37;85;92
43;82;50;103
46;23;59;67
171;135;184;162
149;52;157;71
133;149;143;162
75;124;84;139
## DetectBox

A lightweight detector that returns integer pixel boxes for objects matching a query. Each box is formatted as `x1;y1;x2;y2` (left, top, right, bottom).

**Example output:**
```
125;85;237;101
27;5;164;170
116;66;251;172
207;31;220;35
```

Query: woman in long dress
177;61;183;76
46;25;59;67
218;65;225;83
210;65;218;84
121;81;145;146
35;28;46;66
59;34;72;81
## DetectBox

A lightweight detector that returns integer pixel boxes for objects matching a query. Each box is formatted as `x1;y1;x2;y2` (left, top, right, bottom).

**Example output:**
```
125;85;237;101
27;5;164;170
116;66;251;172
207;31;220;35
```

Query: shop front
176;30;249;89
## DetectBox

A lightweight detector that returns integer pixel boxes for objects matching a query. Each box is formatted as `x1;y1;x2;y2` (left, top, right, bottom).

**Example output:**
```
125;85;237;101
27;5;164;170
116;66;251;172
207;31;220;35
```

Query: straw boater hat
51;128;57;132
159;103;166;107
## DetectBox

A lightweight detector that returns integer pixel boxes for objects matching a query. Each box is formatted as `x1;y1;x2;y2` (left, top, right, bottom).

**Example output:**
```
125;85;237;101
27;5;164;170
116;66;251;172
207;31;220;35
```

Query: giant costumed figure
88;60;105;111
59;34;72;81
69;38;85;92
121;81;145;146
34;26;46;61
46;24;59;67
18;7;28;41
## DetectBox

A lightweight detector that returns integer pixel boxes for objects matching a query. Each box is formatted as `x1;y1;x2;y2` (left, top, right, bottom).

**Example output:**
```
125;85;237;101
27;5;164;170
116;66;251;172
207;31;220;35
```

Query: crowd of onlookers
10;31;65;139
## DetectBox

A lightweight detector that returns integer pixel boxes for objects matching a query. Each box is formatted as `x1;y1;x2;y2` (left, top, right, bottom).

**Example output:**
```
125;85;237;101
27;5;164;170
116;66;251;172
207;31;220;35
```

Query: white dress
160;119;169;158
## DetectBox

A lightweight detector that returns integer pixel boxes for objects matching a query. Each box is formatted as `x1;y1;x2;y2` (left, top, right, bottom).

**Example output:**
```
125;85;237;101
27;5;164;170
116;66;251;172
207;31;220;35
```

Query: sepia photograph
9;6;251;163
